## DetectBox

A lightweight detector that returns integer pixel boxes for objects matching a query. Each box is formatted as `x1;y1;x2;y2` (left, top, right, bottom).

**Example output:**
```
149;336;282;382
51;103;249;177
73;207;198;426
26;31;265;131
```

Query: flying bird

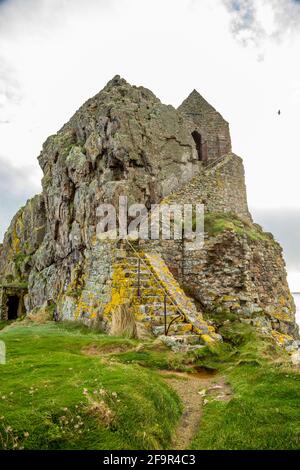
278;110;281;115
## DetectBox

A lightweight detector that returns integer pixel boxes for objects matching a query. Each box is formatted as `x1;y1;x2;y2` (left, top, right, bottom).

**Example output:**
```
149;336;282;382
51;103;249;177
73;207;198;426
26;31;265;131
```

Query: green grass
93;321;300;450
190;365;300;450
111;344;193;372
204;212;275;242
0;319;299;450
0;322;181;450
189;323;300;450
0;321;7;331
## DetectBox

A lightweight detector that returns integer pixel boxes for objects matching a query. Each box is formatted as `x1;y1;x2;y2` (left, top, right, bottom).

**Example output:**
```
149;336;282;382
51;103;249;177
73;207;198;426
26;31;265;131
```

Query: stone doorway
191;131;207;163
0;286;27;321
7;295;19;320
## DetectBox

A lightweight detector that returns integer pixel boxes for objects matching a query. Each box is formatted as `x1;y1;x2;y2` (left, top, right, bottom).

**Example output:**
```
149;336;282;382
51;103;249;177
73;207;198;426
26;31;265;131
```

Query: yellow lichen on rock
103;264;134;321
271;330;294;347
201;334;215;344
271;311;294;323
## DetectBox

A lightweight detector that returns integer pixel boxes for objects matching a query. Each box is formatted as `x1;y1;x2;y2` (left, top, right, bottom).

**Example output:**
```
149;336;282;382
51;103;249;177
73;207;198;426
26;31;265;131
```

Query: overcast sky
0;0;299;290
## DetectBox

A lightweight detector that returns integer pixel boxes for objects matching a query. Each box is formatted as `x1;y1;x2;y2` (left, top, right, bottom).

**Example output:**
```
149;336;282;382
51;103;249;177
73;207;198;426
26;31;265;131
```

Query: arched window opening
191;131;203;161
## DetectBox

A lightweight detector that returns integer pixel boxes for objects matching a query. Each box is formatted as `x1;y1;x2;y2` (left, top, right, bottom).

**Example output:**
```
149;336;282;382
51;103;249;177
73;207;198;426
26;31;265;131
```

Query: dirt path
160;370;231;450
82;343;232;449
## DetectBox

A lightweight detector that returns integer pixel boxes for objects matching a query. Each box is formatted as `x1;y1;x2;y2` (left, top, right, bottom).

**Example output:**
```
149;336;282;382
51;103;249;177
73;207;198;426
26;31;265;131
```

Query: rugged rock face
23;75;205;318
0;75;298;348
0;194;46;285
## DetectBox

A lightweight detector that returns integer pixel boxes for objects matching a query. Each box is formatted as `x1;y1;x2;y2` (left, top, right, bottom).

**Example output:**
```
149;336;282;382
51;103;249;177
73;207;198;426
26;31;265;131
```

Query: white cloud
0;56;22;123
288;272;300;293
252;208;300;292
223;0;300;47
0;156;41;240
222;0;266;47
270;0;300;37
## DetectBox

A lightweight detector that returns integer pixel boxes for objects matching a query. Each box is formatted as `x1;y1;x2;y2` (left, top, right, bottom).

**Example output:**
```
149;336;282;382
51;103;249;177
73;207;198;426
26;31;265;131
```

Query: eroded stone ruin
0;76;298;351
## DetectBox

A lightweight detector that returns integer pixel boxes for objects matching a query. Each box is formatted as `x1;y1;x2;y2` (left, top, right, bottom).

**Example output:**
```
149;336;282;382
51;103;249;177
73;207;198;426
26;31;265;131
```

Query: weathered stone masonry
144;227;296;341
178;89;232;163
164;153;252;222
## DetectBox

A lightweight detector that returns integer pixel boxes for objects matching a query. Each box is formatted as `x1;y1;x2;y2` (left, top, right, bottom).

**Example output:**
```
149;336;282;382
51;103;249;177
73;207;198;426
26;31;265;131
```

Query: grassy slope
189;324;300;450
0;321;8;331
0;321;299;450
190;365;300;450
0;322;181;450
204;212;274;242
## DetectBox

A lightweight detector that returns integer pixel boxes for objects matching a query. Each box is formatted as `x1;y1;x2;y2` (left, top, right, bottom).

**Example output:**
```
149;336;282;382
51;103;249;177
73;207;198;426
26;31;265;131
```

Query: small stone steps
143;252;219;339
139;303;178;314
110;246;220;349
159;335;207;352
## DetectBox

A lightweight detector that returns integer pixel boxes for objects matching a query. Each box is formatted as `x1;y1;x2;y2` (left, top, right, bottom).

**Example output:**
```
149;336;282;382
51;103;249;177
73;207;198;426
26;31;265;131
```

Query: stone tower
178;90;232;163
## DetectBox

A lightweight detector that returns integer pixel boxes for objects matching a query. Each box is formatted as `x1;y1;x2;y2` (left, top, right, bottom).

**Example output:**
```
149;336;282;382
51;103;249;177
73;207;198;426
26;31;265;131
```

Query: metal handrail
124;238;186;334
119;154;230;335
204;153;229;170
125;238;182;310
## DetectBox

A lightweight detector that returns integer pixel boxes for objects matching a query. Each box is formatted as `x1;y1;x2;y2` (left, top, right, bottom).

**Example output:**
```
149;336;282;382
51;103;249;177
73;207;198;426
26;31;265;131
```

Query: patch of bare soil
82;343;133;356
160;370;232;450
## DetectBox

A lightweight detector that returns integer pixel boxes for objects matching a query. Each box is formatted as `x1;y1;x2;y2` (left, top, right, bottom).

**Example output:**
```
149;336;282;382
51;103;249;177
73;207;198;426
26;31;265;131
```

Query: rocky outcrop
0;194;46;285
0;75;297;349
25;76;206;314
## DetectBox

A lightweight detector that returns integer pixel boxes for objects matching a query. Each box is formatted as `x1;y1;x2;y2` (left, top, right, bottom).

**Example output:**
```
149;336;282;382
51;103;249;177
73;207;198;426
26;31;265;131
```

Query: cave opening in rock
7;295;19;320
191;131;204;161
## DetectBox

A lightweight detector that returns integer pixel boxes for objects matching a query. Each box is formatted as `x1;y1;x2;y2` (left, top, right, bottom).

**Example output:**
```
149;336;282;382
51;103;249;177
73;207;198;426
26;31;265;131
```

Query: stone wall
27;238;114;325
143;223;298;342
164;153;252;222
62;239;114;324
178;90;232;162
